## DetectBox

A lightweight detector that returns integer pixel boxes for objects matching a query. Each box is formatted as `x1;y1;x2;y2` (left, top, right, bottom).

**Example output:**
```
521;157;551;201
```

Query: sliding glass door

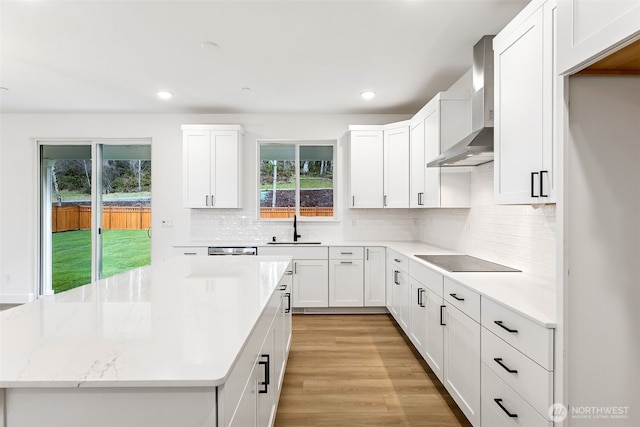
40;141;151;295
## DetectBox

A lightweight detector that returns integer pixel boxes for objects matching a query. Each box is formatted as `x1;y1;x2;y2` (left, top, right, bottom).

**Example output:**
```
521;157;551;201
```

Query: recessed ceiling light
201;41;220;49
157;91;172;100
361;91;376;100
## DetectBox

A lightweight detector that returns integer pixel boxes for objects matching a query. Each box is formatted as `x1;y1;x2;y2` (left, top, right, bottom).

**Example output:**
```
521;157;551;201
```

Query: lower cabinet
387;251;410;333
293;259;329;307
364;247;386;307
329;247;364;306
223;266;292;427
443;303;481;427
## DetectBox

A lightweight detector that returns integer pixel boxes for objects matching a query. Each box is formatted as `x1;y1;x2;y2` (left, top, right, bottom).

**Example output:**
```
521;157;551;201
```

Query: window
259;140;335;219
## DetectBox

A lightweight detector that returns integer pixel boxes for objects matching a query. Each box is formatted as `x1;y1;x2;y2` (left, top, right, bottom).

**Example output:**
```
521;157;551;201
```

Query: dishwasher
207;246;258;256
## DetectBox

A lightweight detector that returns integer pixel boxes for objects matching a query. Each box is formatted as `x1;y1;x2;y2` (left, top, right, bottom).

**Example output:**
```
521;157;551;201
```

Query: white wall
0;112;415;302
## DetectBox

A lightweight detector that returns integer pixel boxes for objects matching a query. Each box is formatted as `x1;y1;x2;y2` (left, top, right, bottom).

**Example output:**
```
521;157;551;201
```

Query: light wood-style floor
274;314;472;427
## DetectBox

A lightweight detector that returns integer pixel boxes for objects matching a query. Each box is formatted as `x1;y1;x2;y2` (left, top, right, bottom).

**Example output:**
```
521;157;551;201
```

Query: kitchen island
0;255;293;427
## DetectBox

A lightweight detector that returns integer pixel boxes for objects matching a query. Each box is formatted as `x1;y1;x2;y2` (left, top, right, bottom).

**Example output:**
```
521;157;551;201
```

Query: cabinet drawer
482;327;552;417
409;259;443;297
481;298;554;370
259;246;328;259
329;246;364;260
388;250;409;272
481;364;551;427
173;247;207;256
444;278;480;322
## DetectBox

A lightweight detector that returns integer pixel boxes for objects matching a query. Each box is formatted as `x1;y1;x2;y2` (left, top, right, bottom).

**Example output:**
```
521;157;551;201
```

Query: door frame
36;138;151;297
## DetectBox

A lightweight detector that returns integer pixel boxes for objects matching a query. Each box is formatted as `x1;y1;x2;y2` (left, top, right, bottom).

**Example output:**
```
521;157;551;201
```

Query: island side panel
4;387;217;427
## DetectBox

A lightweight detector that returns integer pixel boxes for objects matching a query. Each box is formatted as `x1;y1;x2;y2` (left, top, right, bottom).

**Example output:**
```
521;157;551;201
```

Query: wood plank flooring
274;314;472;427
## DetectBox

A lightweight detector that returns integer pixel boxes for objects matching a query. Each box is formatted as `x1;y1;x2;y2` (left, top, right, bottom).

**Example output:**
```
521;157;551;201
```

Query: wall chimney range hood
428;35;495;167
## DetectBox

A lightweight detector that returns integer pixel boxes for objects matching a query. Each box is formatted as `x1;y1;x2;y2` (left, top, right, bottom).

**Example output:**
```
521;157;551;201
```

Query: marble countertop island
0;255;292;388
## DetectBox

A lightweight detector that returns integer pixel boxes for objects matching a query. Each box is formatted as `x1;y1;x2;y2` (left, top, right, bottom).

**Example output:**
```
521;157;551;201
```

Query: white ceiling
0;0;528;115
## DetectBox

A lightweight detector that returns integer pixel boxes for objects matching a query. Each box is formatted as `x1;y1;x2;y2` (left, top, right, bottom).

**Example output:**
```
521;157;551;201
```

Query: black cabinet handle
494;320;518;333
258;354;270;394
284;293;291;313
531;172;539;197
352;195;355;207
278;284;287;291
494;398;518;418
440;305;446;326
394;258;401;263
340;261;353;264
418;192;424;206
285;270;293;276
540;170;548;197
394;270;400;285
494;357;518;374
417;288;425;307
449;293;465;301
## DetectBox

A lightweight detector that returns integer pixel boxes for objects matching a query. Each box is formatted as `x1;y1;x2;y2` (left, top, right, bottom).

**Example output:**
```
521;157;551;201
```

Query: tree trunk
271;160;277;207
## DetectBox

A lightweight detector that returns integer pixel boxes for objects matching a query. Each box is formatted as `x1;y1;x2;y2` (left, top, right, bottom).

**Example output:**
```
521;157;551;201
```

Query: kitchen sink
266;241;322;245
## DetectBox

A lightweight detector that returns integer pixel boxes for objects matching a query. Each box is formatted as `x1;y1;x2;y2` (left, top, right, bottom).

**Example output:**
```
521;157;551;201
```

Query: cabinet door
349;131;384;208
329;259;364;307
257;328;276;427
228;365;257;427
424;288;445;382
444;304;481;427
494;6;545;204
292;260;328;307
364;247;386;307
211;131;240;208
423;107;441;208
408;279;427;352
183;130;212;208
409;119;426;208
391;268;409;332
383;126;410;208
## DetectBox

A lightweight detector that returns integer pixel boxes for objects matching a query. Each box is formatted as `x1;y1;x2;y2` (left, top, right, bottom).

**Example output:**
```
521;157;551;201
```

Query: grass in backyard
52;229;151;293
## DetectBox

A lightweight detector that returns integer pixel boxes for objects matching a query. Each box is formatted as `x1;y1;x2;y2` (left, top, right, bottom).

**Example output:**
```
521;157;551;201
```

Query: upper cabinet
493;0;557;204
410;93;472;209
557;0;640;74
421;93;472;208
182;124;243;208
348;122;410;209
383;124;410;208
348;128;384;208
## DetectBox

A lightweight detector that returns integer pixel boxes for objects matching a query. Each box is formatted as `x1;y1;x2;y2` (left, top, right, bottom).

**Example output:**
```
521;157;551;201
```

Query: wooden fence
260;207;334;218
52;205;151;232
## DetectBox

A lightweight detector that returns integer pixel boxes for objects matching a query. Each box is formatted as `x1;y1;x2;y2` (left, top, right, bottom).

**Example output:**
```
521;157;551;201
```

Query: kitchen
1;1;639;426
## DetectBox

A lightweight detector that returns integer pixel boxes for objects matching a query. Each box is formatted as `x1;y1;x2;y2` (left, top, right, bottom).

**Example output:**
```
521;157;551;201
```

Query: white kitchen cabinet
493;0;557;204
293;259;329;308
421;93;472;208
409;259;445;382
443;279;481;427
408;276;427;352
557;0;640;74
409;118;426;208
364;247;386;307
348;122;410;209
348;129;384;208
386;250;409;333
383;124;410;208
173;246;207;256
182;125;243;208
329;247;364;307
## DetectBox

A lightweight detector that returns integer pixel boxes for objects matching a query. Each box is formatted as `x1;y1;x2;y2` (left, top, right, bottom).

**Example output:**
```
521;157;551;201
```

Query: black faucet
293;214;301;242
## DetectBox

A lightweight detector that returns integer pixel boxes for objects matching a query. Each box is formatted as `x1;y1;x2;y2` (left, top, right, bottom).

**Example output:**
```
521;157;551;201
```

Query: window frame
257;139;337;222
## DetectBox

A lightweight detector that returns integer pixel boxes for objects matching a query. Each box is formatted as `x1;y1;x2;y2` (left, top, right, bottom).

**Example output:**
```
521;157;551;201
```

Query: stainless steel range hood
428;35;495;167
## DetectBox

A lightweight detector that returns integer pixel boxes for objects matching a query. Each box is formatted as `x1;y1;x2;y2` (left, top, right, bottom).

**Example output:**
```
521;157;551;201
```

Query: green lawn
260;177;332;190
52;229;151;293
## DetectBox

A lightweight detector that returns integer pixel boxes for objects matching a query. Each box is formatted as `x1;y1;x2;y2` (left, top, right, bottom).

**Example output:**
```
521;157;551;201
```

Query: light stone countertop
0;255;292;388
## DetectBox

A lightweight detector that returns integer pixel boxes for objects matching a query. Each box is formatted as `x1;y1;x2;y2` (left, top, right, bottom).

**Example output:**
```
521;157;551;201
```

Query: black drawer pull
494;320;518;333
494;398;518;418
440;305;446;326
449;293;465;301
494;358;518;374
258;354;270;394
